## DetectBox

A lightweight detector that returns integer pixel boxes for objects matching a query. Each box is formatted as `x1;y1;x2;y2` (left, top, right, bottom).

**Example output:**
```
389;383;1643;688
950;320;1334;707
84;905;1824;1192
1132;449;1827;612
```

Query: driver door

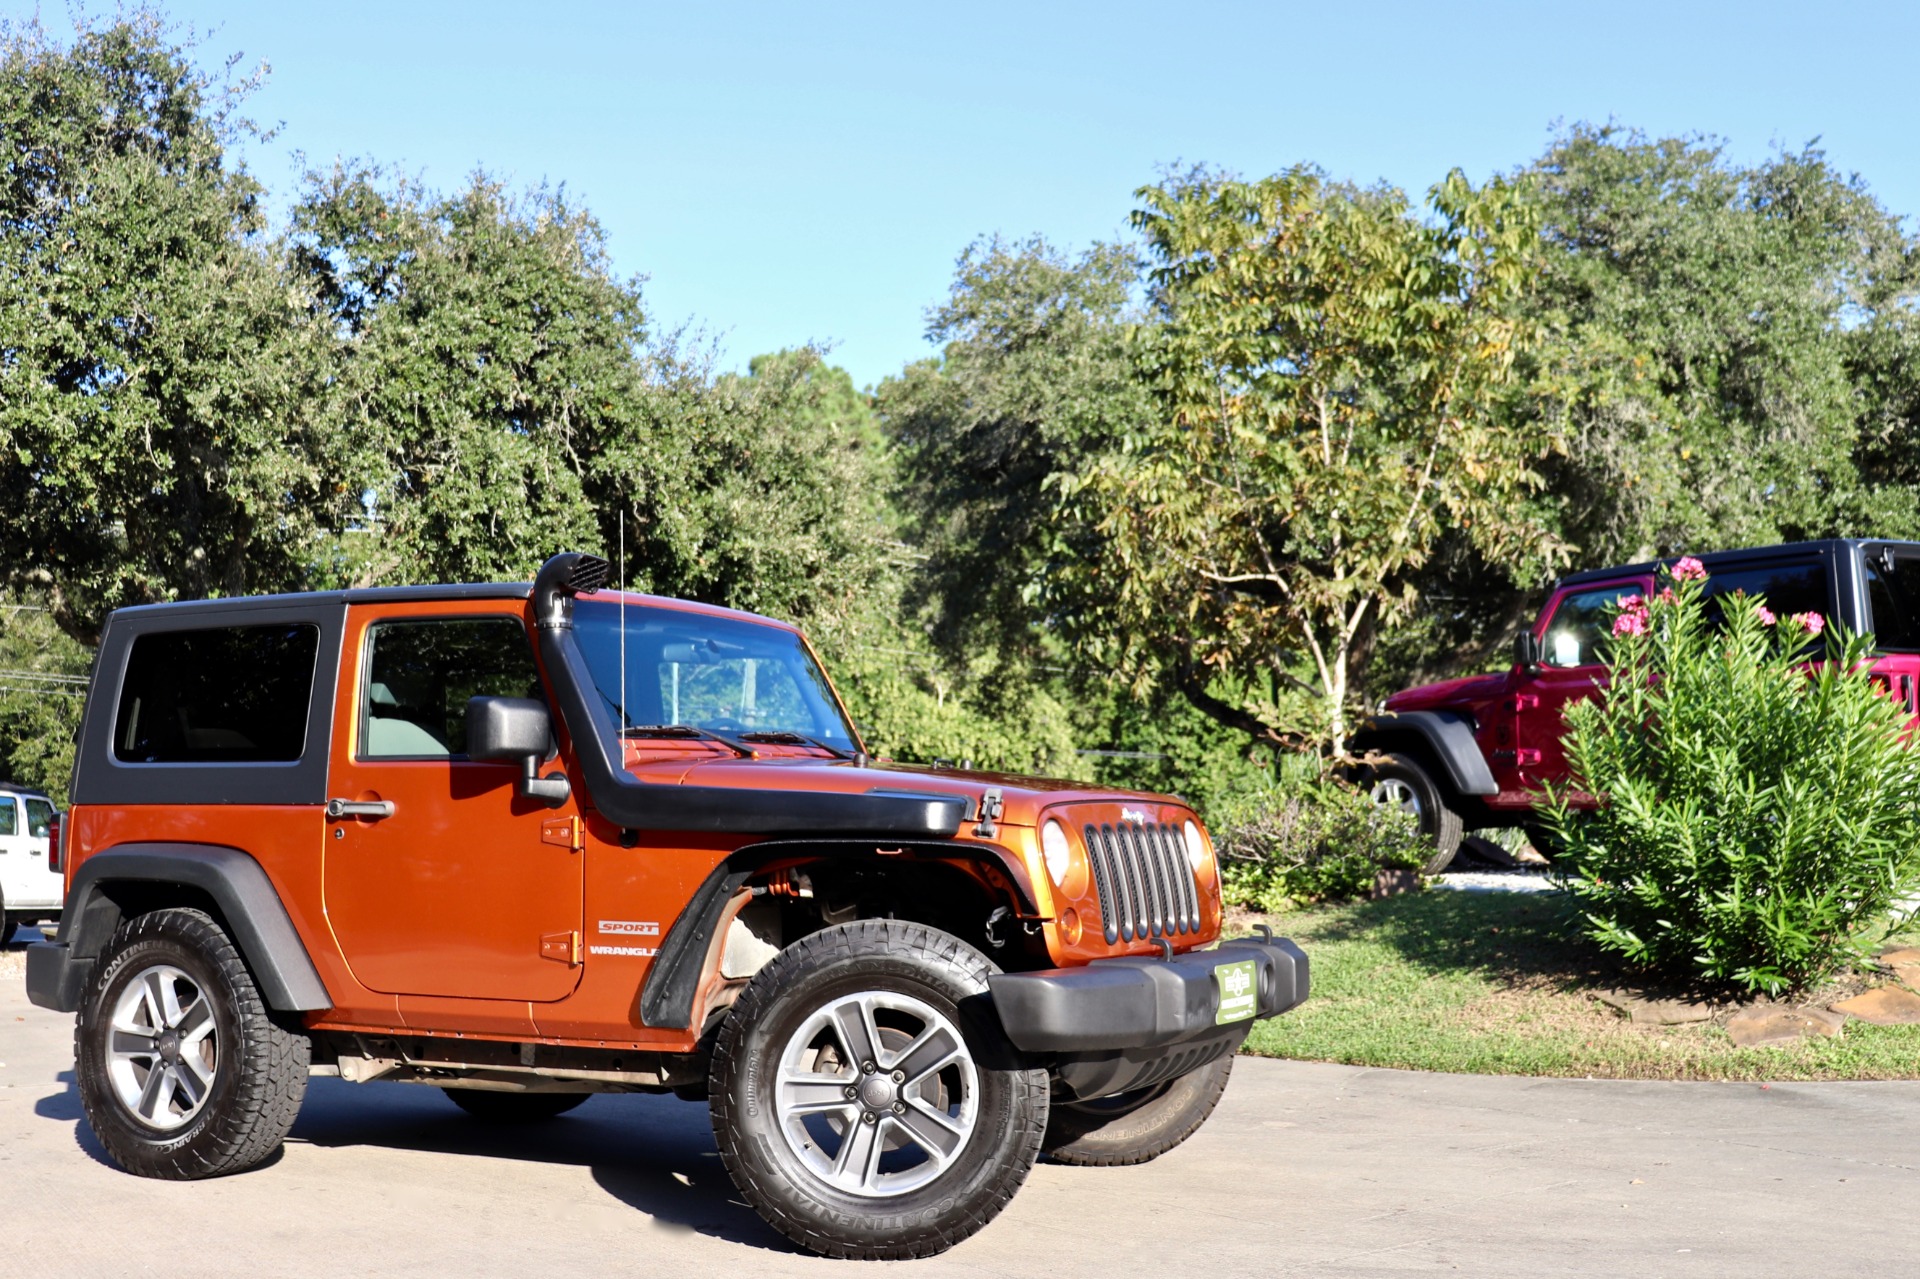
1513;578;1651;791
322;602;584;1003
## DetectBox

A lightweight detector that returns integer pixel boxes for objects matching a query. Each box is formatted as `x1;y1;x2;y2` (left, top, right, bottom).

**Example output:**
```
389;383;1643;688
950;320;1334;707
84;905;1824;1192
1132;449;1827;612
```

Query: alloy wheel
105;964;218;1131
774;989;979;1197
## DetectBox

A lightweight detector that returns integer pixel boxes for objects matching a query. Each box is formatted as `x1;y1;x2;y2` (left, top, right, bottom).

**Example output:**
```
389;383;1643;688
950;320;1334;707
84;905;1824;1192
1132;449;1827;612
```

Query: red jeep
1351;539;1920;868
27;552;1306;1259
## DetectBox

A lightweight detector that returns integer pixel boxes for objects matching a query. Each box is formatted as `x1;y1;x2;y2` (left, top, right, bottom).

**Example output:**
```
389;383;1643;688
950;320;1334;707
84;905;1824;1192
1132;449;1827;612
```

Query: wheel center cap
156;1030;181;1062
858;1075;896;1110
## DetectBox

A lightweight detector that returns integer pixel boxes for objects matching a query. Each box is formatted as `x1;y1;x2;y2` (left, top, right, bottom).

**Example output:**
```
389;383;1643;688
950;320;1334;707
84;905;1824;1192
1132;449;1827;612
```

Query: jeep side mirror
1514;631;1541;670
465;696;570;807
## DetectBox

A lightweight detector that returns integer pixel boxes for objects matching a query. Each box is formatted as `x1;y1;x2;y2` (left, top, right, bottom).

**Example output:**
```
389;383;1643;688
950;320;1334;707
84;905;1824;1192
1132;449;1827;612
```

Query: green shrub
1549;561;1920;995
1217;775;1429;908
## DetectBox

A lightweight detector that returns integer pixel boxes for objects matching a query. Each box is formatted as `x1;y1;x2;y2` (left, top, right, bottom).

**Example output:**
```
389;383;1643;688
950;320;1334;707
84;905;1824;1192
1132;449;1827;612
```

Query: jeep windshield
572;598;859;754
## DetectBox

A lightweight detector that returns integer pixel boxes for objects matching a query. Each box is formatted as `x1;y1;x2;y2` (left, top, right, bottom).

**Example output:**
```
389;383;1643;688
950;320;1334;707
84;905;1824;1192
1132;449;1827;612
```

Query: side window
114;625;320;763
23;799;53;838
0;797;15;837
361;618;543;759
1542;585;1642;668
1704;563;1827;628
1867;555;1920;652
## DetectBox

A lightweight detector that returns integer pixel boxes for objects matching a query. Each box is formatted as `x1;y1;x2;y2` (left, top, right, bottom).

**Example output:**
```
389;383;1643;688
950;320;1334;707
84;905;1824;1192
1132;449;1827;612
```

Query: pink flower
1657;588;1677;605
1757;606;1776;626
1671;556;1707;582
1618;593;1644;610
1791;612;1826;636
1612;611;1648;637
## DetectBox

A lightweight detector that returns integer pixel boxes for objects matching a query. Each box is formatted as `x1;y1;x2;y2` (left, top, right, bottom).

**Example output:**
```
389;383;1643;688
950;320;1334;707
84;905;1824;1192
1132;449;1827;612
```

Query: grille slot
1086;821;1202;944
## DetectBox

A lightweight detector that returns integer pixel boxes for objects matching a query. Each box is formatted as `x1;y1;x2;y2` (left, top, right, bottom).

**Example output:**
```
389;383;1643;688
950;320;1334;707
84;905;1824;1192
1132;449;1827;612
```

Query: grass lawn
1237;889;1920;1081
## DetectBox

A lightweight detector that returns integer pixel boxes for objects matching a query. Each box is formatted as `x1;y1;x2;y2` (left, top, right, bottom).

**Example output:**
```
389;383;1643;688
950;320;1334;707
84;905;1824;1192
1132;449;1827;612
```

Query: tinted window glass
114;626;319;763
1703;562;1828;627
23;798;53;838
0;797;14;836
1866;555;1920;652
1542;585;1641;668
361;618;542;758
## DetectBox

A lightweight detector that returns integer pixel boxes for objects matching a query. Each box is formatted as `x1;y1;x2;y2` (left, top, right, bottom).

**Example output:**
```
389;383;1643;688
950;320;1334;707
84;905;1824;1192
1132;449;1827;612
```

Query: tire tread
78;907;309;1180
709;919;1047;1260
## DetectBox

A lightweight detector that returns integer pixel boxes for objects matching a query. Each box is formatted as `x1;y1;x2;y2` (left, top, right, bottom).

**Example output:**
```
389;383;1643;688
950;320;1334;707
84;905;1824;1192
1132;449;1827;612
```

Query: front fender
638;839;1039;1032
1352;710;1499;797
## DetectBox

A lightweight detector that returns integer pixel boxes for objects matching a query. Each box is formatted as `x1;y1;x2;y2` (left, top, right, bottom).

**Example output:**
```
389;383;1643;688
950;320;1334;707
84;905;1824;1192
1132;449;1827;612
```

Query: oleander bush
1548;560;1920;995
1217;776;1429;908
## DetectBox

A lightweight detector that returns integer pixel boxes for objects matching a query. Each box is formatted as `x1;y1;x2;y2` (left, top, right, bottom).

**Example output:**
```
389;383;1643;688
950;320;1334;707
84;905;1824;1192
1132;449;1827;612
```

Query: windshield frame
570;596;863;754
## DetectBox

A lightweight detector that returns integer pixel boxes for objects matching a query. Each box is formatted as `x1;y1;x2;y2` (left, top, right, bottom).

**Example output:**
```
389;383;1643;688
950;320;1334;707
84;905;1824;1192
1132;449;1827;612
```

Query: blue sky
42;1;1920;388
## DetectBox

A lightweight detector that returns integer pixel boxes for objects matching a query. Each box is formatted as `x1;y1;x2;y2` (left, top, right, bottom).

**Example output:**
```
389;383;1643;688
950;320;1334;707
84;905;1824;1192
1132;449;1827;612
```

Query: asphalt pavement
3;945;1918;1278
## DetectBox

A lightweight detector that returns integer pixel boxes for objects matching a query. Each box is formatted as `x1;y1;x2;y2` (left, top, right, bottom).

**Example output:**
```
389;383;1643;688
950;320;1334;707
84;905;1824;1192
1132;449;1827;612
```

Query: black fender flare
638;839;1040;1031
44;843;332;1013
1350;710;1498;798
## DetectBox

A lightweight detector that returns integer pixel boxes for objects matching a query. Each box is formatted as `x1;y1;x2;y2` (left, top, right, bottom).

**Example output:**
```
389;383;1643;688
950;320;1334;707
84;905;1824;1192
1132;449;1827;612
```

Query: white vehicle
1;784;62;939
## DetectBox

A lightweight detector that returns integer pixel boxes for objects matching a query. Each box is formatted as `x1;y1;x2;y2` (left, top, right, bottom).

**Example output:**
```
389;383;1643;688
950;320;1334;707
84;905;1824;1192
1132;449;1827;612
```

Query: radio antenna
619;512;627;732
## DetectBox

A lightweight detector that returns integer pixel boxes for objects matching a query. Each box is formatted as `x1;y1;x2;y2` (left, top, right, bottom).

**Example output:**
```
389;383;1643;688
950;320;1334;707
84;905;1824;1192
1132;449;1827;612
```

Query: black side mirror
1514;631;1541;670
465;696;569;807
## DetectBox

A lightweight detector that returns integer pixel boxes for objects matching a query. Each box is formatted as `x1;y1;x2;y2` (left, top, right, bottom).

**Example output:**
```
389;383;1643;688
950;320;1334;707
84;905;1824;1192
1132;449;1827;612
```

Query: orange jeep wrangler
27;552;1307;1259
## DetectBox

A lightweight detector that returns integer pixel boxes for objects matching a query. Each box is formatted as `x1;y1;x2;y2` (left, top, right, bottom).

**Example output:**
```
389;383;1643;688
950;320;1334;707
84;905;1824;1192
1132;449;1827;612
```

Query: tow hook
984;905;1011;949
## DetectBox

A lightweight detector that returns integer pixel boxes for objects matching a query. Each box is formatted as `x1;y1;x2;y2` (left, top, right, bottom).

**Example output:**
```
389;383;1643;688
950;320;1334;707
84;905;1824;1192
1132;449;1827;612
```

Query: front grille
1084;822;1201;944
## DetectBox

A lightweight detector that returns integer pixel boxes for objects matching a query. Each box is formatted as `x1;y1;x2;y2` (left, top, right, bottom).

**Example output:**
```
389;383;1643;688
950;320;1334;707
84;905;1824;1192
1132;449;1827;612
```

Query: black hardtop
0;781;51;799
1555;539;1920;591
104;582;532;620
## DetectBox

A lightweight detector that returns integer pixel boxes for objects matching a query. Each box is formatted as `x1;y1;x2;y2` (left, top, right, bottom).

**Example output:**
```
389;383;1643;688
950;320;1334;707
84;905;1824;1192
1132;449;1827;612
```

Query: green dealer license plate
1214;959;1258;1025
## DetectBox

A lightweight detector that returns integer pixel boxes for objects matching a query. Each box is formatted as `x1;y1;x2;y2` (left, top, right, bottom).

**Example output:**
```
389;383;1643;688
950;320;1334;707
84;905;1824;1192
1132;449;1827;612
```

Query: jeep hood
1383;670;1508;712
663;757;1188;830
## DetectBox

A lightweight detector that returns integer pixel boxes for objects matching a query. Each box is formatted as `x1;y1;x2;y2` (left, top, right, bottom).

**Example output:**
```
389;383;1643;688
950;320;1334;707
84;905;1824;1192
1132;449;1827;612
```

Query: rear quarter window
113;625;321;763
1702;562;1828;628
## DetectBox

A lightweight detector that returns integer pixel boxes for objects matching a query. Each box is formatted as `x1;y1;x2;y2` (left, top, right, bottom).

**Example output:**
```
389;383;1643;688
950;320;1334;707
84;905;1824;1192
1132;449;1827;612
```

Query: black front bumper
987;935;1309;1054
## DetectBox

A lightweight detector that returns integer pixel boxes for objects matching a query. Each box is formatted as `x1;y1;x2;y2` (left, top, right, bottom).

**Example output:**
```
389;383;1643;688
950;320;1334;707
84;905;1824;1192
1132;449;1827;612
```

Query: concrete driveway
3;948;1917;1278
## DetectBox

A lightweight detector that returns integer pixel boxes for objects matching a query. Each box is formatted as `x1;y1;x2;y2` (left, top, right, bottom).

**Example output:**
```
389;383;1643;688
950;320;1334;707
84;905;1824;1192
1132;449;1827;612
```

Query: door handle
326;798;396;820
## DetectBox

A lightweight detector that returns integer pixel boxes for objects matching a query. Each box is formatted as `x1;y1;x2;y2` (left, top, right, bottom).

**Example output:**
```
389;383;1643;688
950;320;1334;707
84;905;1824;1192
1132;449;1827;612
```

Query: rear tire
1365;754;1464;873
709;919;1049;1260
441;1089;589;1122
1042;1054;1234;1167
76;907;309;1180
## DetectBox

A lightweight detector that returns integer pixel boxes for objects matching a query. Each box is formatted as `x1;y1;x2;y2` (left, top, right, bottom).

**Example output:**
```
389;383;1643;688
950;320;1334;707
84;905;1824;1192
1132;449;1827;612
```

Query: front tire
709;919;1049;1260
1366;754;1464;873
76;907;310;1180
1042;1054;1234;1166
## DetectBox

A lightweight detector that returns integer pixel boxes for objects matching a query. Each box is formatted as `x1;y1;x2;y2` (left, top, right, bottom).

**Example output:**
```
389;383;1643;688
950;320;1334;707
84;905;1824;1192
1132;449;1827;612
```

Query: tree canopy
5;11;1920;810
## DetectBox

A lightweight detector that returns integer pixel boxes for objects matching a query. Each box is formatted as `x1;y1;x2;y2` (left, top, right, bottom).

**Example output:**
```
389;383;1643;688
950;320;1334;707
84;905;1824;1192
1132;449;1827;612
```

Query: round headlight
1182;820;1207;870
1041;819;1073;885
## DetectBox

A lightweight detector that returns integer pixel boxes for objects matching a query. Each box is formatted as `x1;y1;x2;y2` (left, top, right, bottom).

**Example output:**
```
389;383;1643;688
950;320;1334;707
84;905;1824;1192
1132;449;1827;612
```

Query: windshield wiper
620;723;757;758
738;730;856;760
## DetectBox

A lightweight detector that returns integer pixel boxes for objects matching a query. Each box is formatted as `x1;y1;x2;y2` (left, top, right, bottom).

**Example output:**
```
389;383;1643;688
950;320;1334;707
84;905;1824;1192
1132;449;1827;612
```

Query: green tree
295;167;896;631
1368;129;1920;697
0;13;348;644
1520;125;1919;567
879;236;1151;669
607;345;895;630
0;597;90;800
1058;166;1564;753
292;166;629;586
